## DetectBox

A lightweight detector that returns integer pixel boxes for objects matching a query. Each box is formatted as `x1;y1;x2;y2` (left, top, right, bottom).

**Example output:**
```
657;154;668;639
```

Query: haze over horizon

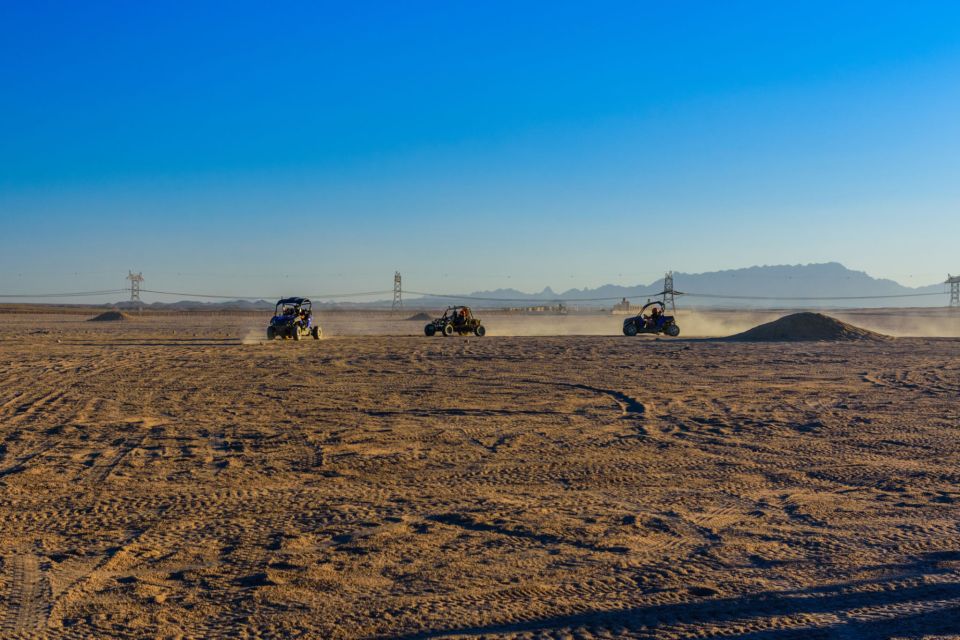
2;2;959;302
2;262;952;308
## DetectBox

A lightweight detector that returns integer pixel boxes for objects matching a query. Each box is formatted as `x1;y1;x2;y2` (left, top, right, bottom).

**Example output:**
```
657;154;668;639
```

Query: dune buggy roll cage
276;297;312;314
443;305;471;317
641;300;664;314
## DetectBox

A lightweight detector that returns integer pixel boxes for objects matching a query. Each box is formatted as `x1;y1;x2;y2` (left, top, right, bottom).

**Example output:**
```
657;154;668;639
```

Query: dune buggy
267;297;322;340
622;300;680;337
425;306;486;337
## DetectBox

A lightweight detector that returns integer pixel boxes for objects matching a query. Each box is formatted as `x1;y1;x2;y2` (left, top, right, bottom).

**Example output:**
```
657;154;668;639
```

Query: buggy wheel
292;326;302;341
425;324;436;337
623;322;638;337
474;325;486;337
442;323;454;336
665;323;680;337
312;326;322;340
266;326;276;340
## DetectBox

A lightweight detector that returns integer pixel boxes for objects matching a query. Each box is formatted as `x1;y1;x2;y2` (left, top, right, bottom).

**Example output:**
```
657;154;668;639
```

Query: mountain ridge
404;262;947;308
103;263;949;309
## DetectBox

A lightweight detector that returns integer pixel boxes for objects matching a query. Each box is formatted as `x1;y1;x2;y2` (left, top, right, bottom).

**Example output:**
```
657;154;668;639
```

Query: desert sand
1;310;959;639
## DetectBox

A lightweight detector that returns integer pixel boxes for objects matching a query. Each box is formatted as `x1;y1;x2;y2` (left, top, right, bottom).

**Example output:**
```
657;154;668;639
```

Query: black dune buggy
425;306;486;337
622;300;680;337
267;297;322;341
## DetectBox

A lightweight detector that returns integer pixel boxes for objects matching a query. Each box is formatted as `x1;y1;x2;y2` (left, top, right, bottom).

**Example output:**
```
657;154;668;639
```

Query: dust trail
482;311;778;337
679;310;960;339
222;310;959;340
675;311;783;338
241;327;266;345
241;327;329;343
484;316;619;336
832;311;960;338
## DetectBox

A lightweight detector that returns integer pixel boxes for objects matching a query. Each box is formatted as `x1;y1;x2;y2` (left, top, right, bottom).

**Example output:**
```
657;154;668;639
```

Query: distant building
612;297;638;314
507;303;568;314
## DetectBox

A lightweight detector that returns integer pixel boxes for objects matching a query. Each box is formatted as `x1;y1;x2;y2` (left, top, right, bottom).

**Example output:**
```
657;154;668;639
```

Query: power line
680;291;944;301
127;271;143;304
139;288;395;300
662;272;676;314
402;289;673;302
0;283;949;304
404;289;945;303
0;289;127;298
392;272;403;312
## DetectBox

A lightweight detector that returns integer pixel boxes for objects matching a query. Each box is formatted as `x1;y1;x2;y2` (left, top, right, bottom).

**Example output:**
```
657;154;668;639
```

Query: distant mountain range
111;263;950;310
399;263;948;309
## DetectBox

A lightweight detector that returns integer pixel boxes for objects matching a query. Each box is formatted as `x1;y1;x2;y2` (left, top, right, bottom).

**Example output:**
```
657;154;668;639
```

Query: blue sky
2;1;959;301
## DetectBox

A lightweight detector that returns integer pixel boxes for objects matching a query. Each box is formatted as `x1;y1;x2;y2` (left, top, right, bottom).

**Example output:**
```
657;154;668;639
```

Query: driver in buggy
452;307;468;326
646;305;662;328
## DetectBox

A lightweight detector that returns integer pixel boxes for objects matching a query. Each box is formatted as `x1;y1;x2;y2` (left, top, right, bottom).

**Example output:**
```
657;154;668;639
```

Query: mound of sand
88;310;132;322
725;312;889;342
406;312;432;321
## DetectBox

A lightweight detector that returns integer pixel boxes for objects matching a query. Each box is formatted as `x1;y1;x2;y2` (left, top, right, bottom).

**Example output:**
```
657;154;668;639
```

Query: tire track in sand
1;548;50;636
513;377;648;438
85;418;164;484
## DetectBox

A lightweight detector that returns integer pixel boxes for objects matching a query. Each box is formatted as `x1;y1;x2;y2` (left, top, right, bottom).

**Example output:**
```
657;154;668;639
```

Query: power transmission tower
126;271;143;304
392;271;403;312
948;274;960;308
662;271;677;315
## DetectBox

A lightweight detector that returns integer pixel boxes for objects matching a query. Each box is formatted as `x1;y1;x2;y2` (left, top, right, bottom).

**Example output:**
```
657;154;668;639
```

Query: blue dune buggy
622;300;680;337
267;297;322;341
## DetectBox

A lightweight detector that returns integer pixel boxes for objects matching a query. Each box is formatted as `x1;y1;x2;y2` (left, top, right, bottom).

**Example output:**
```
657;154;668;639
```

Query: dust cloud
468;309;960;338
482;311;780;338
484;315;619;336
671;310;782;338
241;326;266;345
214;310;960;341
832;310;960;338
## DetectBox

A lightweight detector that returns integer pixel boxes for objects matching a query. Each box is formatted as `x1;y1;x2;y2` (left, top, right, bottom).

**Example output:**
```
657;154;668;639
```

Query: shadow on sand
388;553;960;639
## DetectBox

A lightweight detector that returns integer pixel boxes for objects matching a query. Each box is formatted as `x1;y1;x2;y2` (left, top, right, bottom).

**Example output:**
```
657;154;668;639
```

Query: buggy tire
312;326;322;340
623;322;638;337
442;324;454;337
267;326;276;340
292;326;302;341
425;324;436;337
665;324;680;337
474;325;486;337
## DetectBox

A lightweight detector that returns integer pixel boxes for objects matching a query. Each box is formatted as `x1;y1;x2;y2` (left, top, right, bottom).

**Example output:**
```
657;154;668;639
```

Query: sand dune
725;312;891;341
86;311;132;322
0;312;958;638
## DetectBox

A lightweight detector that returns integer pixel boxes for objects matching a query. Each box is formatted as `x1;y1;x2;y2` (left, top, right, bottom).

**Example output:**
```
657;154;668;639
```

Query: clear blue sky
2;1;959;301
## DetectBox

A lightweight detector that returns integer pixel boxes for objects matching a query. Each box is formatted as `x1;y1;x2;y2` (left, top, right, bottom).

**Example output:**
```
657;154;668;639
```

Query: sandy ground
1;312;959;639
